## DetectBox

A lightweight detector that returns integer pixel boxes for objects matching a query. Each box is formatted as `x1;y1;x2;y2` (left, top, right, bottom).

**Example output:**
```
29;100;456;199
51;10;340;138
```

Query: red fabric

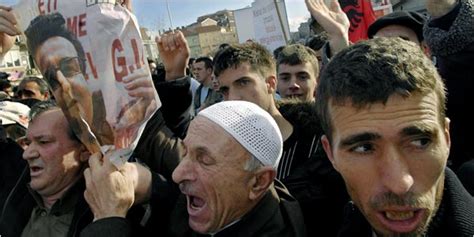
339;0;376;43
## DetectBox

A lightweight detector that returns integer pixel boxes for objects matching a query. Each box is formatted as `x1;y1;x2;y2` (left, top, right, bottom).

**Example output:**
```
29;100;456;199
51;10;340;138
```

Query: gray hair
244;154;264;172
29;100;78;142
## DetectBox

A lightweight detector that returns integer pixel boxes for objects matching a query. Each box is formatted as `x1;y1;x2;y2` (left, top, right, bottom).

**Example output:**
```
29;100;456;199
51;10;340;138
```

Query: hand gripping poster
12;0;161;167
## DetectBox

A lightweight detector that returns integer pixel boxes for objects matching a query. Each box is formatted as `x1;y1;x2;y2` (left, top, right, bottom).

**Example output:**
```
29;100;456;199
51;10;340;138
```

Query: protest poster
12;0;161;167
252;0;289;52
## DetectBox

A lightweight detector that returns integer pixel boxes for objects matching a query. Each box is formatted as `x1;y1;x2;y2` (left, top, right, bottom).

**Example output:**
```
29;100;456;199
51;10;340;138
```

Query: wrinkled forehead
35;36;78;72
218;63;262;82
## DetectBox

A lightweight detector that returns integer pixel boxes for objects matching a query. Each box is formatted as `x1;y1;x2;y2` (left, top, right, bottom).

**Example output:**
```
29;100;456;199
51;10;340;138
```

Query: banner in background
252;0;289;51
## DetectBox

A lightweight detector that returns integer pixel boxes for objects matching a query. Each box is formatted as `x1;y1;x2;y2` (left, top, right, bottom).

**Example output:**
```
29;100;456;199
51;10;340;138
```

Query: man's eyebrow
400;125;437;137
340;132;381;148
296;71;311;77
31;135;53;141
233;76;252;83
278;72;291;76
195;146;211;156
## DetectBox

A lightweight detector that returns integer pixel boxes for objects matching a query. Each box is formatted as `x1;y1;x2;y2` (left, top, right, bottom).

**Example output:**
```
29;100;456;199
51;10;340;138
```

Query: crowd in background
1;0;473;236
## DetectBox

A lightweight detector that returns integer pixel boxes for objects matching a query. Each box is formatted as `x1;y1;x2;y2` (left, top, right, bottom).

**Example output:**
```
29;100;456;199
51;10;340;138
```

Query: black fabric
0;137;27;206
154;77;193;139
368;11;427;41
337;168;474;237
424;0;474;170
456;159;474;195
428;2;461;31
81;181;306;237
80;217;131;237
0;176;93;237
277;100;349;237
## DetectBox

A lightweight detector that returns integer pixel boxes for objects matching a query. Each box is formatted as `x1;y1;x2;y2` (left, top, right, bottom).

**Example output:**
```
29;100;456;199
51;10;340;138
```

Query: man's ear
444;117;451;157
248;167;276;201
321;135;338;172
265;75;277;94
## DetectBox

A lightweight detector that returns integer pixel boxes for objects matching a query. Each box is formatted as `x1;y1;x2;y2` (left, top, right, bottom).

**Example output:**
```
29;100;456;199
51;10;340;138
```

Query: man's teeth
385;211;415;220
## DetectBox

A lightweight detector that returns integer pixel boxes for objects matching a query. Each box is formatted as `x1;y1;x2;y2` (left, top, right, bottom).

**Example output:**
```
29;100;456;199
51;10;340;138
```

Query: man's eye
298;75;309;81
410;138;432;149
349;143;374;154
279;76;290;82
38;139;52;145
197;154;214;166
237;79;249;86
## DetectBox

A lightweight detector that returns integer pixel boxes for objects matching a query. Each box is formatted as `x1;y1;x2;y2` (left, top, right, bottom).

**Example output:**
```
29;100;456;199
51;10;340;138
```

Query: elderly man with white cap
80;100;306;237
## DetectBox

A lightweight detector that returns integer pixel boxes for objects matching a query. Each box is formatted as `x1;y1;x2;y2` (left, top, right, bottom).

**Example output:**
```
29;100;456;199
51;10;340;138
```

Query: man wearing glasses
24;13;106;148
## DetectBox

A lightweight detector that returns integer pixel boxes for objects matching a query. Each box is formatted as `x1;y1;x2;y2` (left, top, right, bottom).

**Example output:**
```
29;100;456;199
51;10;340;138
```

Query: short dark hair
0;79;12;91
306;33;328;51
18;77;50;95
29;100;78;142
316;37;446;142
195;56;213;70
277;44;319;78
25;13;86;75
214;42;275;80
273;45;285;60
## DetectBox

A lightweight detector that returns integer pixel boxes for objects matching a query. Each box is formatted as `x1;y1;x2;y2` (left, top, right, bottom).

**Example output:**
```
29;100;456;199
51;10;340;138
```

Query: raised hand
84;152;136;221
305;0;350;55
0;5;20;55
156;30;190;81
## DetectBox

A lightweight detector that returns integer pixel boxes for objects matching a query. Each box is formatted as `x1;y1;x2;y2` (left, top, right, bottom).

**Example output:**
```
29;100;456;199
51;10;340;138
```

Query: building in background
140;27;160;61
0;36;31;77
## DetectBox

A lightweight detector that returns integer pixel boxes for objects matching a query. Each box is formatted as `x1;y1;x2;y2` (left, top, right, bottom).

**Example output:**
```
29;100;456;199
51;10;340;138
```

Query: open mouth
189;195;205;209
30;166;44;176
187;195;206;216
377;209;424;233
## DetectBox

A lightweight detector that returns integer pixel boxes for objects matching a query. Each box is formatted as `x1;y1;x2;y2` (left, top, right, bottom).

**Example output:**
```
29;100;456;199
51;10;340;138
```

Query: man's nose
23;143;38;161
379;146;414;195
172;158;196;184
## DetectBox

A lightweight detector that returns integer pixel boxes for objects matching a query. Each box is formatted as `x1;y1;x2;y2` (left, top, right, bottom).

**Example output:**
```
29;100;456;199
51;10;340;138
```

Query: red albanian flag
339;0;376;43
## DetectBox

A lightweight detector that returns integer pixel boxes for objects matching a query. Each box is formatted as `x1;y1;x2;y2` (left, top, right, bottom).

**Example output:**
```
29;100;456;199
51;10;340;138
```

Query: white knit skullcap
198;101;283;169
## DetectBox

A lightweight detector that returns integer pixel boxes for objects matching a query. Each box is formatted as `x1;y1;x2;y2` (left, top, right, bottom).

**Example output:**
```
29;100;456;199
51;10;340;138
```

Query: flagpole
165;0;174;32
273;0;289;44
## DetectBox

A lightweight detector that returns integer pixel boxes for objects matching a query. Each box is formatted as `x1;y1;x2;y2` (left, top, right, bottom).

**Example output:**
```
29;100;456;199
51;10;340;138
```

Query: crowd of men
1;0;473;236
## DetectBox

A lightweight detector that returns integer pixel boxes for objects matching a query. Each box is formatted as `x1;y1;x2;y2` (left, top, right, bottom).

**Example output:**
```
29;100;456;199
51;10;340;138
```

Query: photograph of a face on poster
13;0;161;165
